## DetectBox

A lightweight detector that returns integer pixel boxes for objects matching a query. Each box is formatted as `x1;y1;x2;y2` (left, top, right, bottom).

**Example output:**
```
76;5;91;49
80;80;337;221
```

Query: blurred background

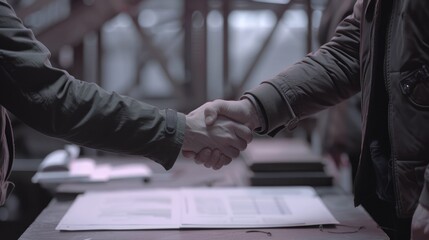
2;0;344;238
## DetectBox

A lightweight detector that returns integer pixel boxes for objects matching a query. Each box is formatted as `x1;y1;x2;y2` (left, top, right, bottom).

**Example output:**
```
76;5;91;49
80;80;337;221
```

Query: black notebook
250;171;333;186
244;139;326;172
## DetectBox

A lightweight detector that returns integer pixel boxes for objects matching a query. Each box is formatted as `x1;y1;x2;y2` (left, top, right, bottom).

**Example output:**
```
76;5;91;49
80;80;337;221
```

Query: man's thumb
204;106;218;126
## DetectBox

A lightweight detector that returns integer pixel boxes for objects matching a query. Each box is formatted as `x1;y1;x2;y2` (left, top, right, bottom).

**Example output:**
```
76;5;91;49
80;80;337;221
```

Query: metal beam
232;1;295;98
129;14;181;88
29;0;141;55
184;0;209;110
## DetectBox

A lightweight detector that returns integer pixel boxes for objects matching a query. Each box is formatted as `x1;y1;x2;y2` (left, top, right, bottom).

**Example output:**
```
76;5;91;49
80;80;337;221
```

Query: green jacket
0;0;185;205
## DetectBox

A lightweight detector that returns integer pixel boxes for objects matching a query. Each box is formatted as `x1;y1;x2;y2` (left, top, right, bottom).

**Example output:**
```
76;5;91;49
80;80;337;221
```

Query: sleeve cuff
243;82;298;136
155;109;186;170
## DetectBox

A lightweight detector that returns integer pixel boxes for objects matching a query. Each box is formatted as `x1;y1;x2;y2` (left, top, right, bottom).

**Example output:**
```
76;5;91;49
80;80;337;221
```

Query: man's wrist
240;98;262;130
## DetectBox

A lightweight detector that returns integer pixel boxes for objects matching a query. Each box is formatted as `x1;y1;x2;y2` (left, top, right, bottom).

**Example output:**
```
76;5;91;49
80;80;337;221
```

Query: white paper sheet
57;190;181;230
56;187;338;231
180;187;338;228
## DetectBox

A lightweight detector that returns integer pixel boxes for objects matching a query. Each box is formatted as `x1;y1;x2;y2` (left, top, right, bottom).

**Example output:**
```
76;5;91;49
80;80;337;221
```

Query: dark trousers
362;195;412;240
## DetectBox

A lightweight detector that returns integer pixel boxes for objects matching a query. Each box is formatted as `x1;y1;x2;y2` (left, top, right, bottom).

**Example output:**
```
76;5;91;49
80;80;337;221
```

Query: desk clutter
21;149;389;239
243;139;333;187
31;145;152;184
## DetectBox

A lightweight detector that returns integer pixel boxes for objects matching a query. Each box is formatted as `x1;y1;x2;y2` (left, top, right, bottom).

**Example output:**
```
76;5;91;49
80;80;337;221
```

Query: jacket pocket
395;161;427;217
414;165;426;190
400;65;429;109
369;140;394;202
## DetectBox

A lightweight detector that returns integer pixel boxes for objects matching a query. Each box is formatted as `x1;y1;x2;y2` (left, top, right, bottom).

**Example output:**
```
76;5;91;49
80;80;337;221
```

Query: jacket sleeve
0;1;184;170
243;0;363;136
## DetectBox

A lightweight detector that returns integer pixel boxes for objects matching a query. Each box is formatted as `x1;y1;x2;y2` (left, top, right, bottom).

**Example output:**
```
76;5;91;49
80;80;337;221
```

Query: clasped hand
182;99;260;170
411;203;429;240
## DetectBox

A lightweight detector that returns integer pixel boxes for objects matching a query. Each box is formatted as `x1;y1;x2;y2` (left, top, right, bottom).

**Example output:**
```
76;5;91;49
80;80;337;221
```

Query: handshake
181;99;260;170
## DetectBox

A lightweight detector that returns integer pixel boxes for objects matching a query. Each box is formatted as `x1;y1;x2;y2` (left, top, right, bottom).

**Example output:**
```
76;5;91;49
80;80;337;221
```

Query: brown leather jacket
245;0;429;218
0;1;185;205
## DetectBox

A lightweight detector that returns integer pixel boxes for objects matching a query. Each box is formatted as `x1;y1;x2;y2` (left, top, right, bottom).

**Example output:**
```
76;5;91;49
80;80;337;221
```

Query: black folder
244;138;333;186
250;171;333;186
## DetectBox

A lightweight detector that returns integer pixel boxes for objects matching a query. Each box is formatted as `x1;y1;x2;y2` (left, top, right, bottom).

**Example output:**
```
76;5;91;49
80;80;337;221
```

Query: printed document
56;187;338;231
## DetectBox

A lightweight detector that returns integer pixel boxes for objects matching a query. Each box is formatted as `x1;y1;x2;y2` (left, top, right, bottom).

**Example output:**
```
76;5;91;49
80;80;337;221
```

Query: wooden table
19;157;388;240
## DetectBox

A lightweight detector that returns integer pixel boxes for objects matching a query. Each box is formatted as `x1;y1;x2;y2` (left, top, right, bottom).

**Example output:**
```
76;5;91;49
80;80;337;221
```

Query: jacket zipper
384;0;398;213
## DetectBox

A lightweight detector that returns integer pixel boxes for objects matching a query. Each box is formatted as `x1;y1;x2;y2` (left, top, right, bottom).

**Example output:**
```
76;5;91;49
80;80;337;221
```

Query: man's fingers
195;148;212;165
220;154;233;168
182;150;196;159
228;136;247;152
204;100;234;126
204;105;219;126
210;149;222;170
213;153;231;170
202;149;220;169
221;122;251;151
221;154;232;166
222;146;240;159
233;123;253;144
195;148;232;170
